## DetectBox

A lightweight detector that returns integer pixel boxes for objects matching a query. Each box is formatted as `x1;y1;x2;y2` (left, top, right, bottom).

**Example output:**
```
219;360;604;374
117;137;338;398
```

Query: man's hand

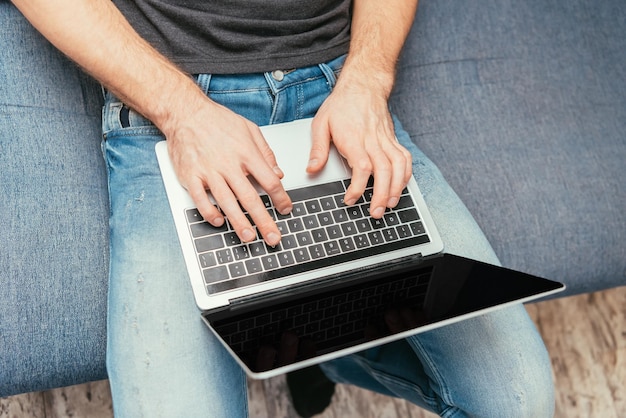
165;97;292;246
308;79;412;218
307;0;417;218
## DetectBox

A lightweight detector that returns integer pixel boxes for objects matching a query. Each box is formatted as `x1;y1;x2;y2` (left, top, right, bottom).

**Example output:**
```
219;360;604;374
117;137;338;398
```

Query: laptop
155;117;565;379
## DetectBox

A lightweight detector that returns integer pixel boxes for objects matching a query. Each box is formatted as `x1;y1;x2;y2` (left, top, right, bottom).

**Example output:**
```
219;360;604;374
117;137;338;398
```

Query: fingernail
307;159;318;169
273;166;284;177
387;197;399;208
372;206;385;218
242;228;256;242
278;205;292;215
344;198;356;206
266;232;280;246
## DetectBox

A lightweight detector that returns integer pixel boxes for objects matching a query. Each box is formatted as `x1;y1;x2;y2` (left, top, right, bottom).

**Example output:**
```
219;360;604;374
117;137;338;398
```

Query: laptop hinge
226;253;424;312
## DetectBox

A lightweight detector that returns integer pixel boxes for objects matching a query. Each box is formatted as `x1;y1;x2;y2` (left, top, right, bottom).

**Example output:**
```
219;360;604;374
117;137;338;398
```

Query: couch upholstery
1;0;624;397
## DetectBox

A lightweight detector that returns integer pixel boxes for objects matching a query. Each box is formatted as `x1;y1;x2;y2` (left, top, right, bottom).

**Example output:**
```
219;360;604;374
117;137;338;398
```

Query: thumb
307;117;331;173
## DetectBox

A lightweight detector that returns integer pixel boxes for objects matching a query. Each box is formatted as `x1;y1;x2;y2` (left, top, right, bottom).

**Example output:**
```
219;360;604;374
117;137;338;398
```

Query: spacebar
286;181;345;202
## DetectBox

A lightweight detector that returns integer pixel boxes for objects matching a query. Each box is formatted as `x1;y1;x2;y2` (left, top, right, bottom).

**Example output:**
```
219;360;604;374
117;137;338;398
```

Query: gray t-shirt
113;0;352;74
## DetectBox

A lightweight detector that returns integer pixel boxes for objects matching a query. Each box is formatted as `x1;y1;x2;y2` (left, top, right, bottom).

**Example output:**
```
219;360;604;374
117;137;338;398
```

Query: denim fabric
103;55;553;417
0;2;108;396
390;0;626;296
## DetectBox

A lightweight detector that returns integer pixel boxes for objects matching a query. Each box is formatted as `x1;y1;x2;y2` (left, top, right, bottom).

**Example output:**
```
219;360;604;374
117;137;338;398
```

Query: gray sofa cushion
0;2;108;395
391;0;626;296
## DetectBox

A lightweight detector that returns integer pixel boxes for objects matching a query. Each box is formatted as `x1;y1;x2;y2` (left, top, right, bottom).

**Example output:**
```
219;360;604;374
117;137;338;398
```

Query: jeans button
271;70;285;82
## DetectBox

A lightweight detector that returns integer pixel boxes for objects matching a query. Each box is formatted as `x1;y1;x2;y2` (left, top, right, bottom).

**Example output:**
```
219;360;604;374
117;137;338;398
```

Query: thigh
103;99;248;418
320;118;554;417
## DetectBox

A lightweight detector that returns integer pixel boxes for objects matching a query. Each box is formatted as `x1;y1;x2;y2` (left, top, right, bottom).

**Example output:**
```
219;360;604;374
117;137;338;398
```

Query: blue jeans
103;55;554;417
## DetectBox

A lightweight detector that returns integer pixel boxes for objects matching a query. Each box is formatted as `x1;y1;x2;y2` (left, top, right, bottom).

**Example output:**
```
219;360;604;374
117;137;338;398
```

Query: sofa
1;0;624;397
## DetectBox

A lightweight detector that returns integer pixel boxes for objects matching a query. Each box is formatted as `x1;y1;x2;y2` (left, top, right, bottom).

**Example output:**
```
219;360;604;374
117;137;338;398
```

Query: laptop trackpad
257;119;351;192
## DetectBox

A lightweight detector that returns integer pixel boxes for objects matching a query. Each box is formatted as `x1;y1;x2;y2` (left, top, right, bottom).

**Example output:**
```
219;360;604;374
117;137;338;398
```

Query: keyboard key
275;221;288;234
332;208;348;223
384;213;400;226
370;218;385;229
249;241;266;257
216;248;233;264
341;221;357;236
195;235;224;253
231;245;250;260
383;228;399;242
410;221;426;236
399;208;420;223
287;218;304;233
339;237;355;252
224;232;241;246
203;266;229;284
292;202;306;217
305;199;322;213
281;235;298;249
303;215;319;229
396;224;412;239
395;195;415;210
190;221;225;238
199;252;217;268
293;248;311;263
347;206;362;219
320;197;336;210
324;241;341;255
317;213;334;226
355;219;372;233
354;235;370;249
311;228;328;243
229;262;246;278
368;230;384;245
186;208;204;223
260;195;272;209
261;254;279;270
278;251;295;266
245;258;263;274
287;181;345;202
309;244;325;259
326;225;342;240
296;231;313;246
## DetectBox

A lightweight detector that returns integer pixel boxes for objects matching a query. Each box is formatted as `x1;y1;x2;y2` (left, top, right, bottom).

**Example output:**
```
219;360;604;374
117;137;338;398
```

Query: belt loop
319;62;339;89
196;74;212;96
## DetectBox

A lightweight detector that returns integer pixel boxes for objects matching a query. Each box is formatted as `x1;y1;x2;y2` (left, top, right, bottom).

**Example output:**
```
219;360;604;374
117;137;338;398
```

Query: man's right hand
165;97;292;247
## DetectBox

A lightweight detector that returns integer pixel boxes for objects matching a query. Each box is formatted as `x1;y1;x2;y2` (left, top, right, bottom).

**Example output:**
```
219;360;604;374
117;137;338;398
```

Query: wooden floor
2;286;624;418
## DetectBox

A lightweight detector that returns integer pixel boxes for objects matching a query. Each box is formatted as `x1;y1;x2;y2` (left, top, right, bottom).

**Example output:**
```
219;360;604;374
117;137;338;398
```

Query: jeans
103;55;554;417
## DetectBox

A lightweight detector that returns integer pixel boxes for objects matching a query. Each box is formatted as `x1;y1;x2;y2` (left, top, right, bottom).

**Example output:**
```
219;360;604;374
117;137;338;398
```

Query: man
11;0;555;416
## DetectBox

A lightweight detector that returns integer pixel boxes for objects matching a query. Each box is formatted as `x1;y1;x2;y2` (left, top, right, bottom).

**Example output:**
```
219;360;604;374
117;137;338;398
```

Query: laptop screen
203;253;564;376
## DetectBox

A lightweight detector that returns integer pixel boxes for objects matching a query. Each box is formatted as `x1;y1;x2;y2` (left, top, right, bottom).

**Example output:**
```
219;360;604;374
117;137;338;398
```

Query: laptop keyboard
186;178;431;295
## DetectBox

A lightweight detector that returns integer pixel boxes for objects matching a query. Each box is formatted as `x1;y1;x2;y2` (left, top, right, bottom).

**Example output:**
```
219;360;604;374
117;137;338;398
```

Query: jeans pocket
102;97;160;138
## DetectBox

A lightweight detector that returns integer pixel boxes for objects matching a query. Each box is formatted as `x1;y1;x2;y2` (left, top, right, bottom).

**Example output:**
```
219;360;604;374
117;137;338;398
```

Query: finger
369;155;393;218
343;146;373;207
307;116;332;173
249;124;285;179
233;181;283;246
187;177;225;227
208;177;258;243
381;140;413;208
246;130;293;217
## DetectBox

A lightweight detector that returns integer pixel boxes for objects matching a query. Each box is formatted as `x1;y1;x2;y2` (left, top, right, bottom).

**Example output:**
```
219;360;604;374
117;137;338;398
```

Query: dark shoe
286;365;336;417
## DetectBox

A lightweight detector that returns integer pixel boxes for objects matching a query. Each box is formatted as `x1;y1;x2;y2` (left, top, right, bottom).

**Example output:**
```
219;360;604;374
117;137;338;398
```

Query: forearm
339;0;418;98
11;0;206;135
